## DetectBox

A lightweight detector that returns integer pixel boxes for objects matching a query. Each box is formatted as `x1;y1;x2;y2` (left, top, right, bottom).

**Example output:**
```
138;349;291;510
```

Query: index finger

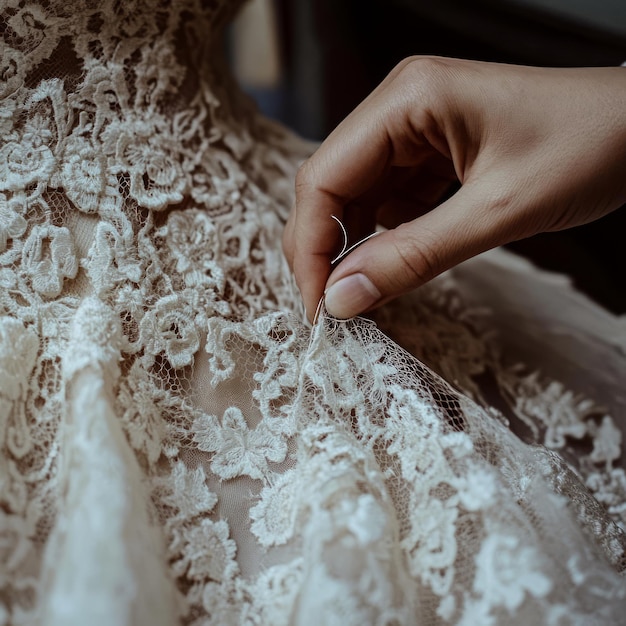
292;105;395;319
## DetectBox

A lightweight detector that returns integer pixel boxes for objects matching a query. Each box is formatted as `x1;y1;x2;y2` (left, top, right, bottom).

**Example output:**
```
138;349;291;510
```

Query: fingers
285;58;458;319
289;103;398;319
284;59;626;322
323;182;509;318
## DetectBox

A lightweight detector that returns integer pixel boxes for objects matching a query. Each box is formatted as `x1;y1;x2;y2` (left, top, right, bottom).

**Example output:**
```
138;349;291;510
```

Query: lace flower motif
162;210;225;290
84;221;142;296
116;120;185;210
250;470;299;546
0;318;38;401
5;2;58;60
21;224;78;298
454;465;498;512
192;407;287;481
0;137;55;192
405;496;458;596
139;293;200;369
0;193;26;252
190;151;246;212
61;135;107;213
135;39;184;107
177;519;238;583
165;210;218;273
253;348;299;427
385;386;446;480
157;461;217;520
250;560;304;625
473;534;552;613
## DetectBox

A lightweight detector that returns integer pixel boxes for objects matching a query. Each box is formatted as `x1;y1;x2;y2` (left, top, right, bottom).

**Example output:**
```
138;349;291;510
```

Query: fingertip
294;253;331;324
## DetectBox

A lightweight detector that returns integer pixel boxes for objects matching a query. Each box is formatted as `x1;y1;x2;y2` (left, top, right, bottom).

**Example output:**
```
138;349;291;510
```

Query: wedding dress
0;1;625;624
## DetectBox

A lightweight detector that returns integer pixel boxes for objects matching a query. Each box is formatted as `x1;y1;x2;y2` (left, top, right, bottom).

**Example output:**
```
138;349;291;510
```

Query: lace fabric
0;0;625;624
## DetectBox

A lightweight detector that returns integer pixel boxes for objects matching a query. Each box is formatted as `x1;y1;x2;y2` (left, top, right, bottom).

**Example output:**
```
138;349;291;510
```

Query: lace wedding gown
1;1;625;624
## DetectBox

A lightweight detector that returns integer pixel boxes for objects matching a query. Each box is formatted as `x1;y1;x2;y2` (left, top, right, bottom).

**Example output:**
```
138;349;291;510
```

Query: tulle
0;0;624;624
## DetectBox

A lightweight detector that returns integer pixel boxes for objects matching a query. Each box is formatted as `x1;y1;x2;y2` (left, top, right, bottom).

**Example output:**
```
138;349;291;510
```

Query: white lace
0;1;625;624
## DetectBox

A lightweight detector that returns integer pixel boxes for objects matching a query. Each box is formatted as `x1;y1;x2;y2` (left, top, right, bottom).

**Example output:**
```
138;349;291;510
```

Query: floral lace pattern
0;0;625;624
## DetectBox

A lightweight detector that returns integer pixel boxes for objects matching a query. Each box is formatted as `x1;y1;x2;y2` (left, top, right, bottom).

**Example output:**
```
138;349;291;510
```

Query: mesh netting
0;0;625;624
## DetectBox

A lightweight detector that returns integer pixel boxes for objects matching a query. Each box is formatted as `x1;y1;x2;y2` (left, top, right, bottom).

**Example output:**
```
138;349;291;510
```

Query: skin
282;57;626;321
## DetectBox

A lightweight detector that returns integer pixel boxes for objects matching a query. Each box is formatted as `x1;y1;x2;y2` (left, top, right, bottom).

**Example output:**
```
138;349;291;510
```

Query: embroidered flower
84;221;142;296
6;2;56;58
404;496;458;595
252;347;298;428
165;210;216;270
250;470;299;546
22;113;53;147
161;208;208;260
139;293;200;368
515;377;594;448
21;224;78;298
116;120;185;210
385;386;445;480
473;534;552;612
250;561;304;625
454;466;497;512
61;135;107;213
0;108;57;195
135;40;184;107
159;209;227;291
177;519;238;583
157;461;217;520
192;406;287;480
218;219;254;270
73;64;130;138
0;140;55;192
0;193;27;252
0;318;38;401
190;151;245;213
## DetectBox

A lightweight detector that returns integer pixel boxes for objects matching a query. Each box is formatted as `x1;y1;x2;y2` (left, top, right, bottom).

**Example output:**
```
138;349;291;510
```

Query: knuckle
396;56;450;93
389;227;441;288
389;57;456;128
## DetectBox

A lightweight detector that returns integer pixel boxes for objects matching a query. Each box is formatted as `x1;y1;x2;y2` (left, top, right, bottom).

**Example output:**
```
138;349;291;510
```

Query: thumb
323;185;507;318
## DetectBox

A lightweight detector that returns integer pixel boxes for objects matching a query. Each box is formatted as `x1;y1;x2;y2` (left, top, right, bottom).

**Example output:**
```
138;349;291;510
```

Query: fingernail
324;273;381;319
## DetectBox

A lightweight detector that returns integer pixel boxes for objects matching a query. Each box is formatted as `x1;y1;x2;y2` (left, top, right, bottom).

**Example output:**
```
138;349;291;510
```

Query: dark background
252;0;626;312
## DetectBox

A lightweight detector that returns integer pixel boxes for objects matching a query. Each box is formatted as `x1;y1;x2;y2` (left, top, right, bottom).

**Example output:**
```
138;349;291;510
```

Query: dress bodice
1;2;625;625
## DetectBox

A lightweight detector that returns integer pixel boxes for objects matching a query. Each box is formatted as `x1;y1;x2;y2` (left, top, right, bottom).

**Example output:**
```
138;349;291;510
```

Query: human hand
282;57;626;321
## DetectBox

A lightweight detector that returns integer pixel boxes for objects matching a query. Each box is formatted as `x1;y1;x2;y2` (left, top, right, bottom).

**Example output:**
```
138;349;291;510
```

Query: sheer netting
0;0;625;624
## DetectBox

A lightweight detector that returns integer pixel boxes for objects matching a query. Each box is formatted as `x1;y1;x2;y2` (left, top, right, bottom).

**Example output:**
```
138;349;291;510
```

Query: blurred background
229;0;626;313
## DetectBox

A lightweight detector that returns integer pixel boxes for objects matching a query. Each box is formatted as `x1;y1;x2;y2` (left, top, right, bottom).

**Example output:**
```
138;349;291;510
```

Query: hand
282;57;626;320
